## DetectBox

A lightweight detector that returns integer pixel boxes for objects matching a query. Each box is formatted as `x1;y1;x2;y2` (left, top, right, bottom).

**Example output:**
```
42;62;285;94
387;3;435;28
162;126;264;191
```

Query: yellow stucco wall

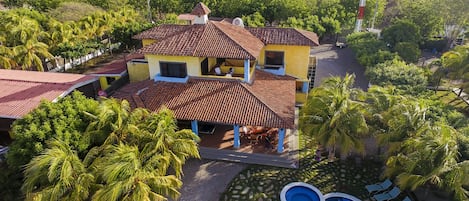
99;77;108;89
208;58;217;69
142;39;157;47
127;61;150;82
295;93;308;104
258;45;310;79
147;55;202;78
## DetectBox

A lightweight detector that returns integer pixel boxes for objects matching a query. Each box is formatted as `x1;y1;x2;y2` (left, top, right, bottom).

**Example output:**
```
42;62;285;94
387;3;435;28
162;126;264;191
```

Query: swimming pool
280;182;325;201
324;192;361;201
280;183;362;201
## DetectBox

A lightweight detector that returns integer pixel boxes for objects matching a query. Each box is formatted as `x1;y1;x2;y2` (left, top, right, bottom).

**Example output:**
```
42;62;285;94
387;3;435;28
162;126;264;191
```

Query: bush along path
220;136;383;201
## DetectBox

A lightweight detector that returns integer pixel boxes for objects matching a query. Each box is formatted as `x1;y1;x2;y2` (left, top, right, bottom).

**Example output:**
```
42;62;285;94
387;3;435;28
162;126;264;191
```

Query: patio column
244;59;251;83
302;81;309;93
191;120;198;135
234;124;240;148
277;128;286;153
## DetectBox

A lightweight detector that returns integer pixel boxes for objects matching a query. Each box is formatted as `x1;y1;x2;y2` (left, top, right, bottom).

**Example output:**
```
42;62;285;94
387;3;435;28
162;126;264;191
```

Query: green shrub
394;42;421;63
366;59;427;94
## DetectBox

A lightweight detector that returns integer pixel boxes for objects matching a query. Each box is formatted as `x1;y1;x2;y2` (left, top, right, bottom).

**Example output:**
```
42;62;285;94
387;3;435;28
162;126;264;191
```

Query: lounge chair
372;186;401;201
366;179;393;194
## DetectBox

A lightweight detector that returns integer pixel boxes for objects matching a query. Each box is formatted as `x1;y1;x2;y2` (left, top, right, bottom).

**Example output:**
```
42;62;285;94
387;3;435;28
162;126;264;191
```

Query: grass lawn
220;133;385;201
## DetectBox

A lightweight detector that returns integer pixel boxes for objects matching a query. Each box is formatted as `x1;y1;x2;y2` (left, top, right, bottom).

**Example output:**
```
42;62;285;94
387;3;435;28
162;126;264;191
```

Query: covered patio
196;125;292;155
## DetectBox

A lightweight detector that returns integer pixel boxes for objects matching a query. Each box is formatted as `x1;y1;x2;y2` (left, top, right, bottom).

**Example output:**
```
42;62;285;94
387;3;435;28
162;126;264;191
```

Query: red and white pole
355;0;366;32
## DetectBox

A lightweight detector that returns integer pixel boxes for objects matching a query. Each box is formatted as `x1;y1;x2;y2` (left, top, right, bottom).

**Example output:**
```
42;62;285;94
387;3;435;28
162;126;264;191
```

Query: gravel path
177;159;247;201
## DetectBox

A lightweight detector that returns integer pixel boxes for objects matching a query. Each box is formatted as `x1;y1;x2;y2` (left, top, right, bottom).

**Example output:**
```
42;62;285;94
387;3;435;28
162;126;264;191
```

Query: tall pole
371;0;379;29
355;0;366;32
147;0;152;23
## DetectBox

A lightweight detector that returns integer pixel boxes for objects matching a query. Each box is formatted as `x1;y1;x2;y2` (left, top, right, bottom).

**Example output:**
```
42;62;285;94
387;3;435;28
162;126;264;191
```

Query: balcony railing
257;64;285;75
154;73;189;83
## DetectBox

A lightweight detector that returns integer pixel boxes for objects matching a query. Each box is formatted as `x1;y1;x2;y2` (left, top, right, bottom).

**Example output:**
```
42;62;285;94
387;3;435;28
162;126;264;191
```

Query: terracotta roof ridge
131;94;146;108
211;21;257;59
239;82;290;127
191;24;209;56
294;28;320;46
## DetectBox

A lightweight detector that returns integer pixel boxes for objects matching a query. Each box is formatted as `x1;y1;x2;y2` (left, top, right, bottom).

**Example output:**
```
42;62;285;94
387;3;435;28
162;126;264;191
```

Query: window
160;62;187;78
106;77;116;85
296;81;303;92
265;51;284;66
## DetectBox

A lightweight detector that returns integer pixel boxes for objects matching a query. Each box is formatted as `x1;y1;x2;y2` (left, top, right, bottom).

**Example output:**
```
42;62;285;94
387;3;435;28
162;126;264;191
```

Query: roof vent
232;17;244;27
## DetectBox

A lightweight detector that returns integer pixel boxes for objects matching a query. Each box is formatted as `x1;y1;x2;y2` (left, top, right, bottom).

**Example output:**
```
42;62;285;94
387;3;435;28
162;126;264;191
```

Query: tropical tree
385;122;469;201
242;12;266;27
0;44;17;69
440;45;469;96
300;74;368;161
22;141;95;201
382;19;421;48
376;98;430;154
18;95;200;201
13;39;53;71
91;143;182;201
84;99;200;178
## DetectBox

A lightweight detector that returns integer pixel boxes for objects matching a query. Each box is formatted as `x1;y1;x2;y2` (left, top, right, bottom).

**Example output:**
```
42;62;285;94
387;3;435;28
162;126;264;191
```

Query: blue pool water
325;197;353;201
285;186;321;201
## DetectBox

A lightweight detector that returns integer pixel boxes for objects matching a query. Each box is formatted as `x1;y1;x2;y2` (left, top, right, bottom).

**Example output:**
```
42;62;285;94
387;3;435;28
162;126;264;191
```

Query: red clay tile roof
138;21;264;60
247;27;320;46
113;70;295;128
133;24;191;40
86;53;144;75
177;14;196;21
191;2;211;16
0;69;97;119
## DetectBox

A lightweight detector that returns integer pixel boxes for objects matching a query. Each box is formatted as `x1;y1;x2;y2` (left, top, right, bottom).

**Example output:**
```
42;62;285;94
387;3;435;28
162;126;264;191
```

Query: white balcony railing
154;74;189;83
257;64;285;76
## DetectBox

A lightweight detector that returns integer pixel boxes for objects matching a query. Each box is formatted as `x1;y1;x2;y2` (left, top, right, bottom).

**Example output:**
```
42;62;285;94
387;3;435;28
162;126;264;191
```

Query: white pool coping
324;192;362;201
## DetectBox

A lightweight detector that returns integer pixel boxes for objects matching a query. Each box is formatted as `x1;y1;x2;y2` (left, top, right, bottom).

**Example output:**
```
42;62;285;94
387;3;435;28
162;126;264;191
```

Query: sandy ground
176;159;247;201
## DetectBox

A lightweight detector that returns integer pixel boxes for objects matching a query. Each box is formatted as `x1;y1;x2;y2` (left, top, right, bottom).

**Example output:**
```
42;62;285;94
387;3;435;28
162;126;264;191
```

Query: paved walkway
311;44;369;90
176;159;246;201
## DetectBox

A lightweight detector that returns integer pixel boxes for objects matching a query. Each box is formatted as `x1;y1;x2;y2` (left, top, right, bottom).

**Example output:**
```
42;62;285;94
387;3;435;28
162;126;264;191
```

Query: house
0;69;99;141
118;2;319;153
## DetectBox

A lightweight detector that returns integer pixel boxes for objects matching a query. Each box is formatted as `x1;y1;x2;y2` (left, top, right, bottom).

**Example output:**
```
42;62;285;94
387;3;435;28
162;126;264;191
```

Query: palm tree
137;108;200;178
84;99;200;178
23;98;200;201
0;44;17;69
92;143;182;201
441;45;469;96
13;39;53;71
5;14;42;46
300;74;368;161
22;140;95;201
385;122;469;200
376;98;431;154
